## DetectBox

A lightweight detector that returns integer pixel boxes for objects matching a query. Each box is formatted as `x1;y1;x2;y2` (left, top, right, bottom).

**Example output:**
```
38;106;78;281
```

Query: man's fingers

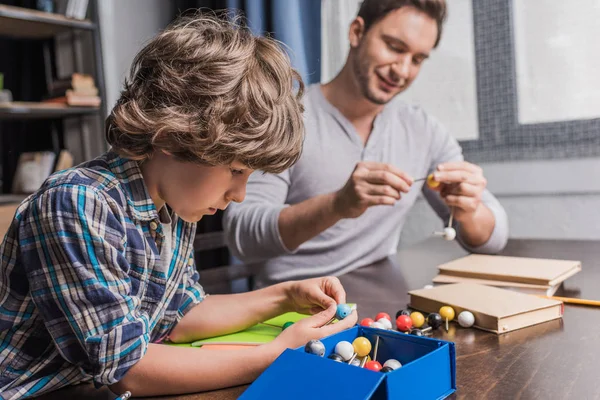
365;170;411;193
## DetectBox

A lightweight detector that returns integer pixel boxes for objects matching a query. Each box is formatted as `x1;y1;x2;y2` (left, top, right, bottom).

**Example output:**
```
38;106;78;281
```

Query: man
224;0;508;288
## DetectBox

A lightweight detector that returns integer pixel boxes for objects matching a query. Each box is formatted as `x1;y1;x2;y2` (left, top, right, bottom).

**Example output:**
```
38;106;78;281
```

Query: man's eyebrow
382;34;430;58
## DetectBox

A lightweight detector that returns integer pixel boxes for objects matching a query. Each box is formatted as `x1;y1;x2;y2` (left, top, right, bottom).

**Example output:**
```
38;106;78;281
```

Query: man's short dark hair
357;0;447;47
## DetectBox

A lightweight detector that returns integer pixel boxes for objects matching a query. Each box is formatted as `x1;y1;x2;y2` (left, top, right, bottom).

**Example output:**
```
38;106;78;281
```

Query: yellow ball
410;311;425;328
352;337;372;357
439;306;455;321
426;173;440;188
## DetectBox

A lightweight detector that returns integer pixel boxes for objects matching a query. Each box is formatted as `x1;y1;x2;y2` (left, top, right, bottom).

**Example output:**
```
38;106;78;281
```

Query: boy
0;15;356;398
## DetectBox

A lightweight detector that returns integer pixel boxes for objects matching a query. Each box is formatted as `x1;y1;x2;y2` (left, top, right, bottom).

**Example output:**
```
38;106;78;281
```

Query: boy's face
153;154;252;223
349;6;438;105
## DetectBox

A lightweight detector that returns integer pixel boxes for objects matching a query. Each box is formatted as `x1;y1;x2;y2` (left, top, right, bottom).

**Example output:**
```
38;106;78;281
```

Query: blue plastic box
240;326;456;400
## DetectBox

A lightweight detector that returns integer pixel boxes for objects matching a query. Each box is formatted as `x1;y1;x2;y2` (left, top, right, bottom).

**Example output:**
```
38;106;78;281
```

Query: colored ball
282;321;294;330
360;318;375;327
439;306;455;321
375;312;391;321
304;340;325;357
364;361;382;372
427;313;443;330
336;304;352;320
328;353;344;362
395;309;411;319
427;173;440;188
376;318;392;330
410;328;423;336
352;337;372;357
370;321;385;329
383;359;402;370
396;315;413;332
443;227;457;241
381;366;394;373
334;340;354;361
458;311;475;328
410;311;425;328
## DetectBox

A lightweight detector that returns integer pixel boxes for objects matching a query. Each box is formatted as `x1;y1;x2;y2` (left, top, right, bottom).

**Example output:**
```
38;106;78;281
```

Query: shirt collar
106;151;159;222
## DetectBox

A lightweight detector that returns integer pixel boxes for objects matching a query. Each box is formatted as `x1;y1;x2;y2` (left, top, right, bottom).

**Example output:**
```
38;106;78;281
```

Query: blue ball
336;304;352;320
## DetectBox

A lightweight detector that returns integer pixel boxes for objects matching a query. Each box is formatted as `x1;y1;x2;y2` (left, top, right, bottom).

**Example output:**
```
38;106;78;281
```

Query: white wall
97;0;172;115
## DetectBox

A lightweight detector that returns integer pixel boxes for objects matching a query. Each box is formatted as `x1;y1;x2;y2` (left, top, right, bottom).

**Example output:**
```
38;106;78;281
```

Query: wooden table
38;239;600;399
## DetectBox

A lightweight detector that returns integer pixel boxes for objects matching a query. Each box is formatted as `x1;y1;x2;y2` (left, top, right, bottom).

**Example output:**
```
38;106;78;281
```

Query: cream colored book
432;273;561;296
409;283;563;334
437;254;581;286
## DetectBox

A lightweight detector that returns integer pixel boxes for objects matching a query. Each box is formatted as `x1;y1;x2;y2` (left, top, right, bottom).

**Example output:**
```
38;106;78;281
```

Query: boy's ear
349;17;366;49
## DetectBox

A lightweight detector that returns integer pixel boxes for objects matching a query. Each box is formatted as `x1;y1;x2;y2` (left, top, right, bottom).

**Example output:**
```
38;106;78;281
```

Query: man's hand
333;161;412;219
430;161;487;223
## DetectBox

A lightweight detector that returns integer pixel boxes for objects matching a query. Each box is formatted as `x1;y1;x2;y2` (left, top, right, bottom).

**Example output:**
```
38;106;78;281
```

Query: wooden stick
539;295;600;307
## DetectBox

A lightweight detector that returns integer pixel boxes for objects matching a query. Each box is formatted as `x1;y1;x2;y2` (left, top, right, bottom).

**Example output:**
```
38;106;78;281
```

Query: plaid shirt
0;152;205;399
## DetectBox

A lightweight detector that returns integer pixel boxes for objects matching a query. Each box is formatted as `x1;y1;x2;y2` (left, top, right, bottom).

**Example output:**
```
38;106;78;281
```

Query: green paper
262;311;310;328
190;323;282;346
164;305;356;347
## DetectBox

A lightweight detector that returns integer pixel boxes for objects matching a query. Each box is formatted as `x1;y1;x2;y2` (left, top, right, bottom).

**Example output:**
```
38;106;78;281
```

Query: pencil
539;295;600;307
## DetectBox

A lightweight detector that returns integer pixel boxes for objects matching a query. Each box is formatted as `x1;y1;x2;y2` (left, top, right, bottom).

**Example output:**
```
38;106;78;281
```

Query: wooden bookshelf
0;102;99;120
0;4;95;39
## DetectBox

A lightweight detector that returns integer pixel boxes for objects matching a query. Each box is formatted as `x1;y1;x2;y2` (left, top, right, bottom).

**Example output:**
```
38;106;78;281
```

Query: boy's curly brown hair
105;13;305;174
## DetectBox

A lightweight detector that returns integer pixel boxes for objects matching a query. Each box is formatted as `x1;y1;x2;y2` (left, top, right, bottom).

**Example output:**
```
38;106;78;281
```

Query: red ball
360;318;375;327
364;360;383;372
375;312;391;322
396;315;413;332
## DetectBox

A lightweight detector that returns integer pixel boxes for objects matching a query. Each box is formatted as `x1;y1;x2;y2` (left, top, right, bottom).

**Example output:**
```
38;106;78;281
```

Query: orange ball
427;173;440;188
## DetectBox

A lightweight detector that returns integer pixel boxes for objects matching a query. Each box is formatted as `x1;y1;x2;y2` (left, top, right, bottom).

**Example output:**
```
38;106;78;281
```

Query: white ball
458;311;475;328
377;318;392;330
383;359;402;370
423;284;434;290
349;358;361;367
443;227;457;241
334;341;354;361
370;321;385;330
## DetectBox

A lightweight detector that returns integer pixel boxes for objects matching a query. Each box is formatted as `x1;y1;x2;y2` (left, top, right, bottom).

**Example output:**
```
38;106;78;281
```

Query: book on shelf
44;73;100;107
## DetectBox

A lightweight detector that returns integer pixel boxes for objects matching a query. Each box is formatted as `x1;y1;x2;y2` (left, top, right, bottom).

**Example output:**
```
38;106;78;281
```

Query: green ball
282;321;294;330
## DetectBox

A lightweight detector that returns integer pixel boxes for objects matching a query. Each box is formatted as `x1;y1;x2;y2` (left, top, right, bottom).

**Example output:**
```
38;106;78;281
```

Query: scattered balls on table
375;312;391;321
458;310;475;328
376;317;392;330
396;315;413;332
410;311;425;328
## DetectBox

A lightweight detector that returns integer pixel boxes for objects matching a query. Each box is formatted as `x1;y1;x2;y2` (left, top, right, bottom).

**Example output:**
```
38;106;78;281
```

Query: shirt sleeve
223;170;295;262
19;184;151;386
176;252;206;318
422;113;509;254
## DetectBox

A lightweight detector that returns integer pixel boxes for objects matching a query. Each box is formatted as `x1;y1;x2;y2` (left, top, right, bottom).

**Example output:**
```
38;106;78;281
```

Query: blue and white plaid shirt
0;152;205;399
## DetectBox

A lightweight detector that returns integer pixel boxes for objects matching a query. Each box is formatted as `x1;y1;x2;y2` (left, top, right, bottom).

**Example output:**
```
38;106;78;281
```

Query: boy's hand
271;305;358;351
284;276;347;315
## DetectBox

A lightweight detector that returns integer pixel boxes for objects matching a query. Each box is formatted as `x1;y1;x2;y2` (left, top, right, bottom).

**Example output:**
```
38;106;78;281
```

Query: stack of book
45;73;101;107
432;254;581;296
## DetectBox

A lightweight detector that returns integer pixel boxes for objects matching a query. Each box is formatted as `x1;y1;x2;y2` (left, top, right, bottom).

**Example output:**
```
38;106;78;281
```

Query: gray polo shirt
224;84;508;287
